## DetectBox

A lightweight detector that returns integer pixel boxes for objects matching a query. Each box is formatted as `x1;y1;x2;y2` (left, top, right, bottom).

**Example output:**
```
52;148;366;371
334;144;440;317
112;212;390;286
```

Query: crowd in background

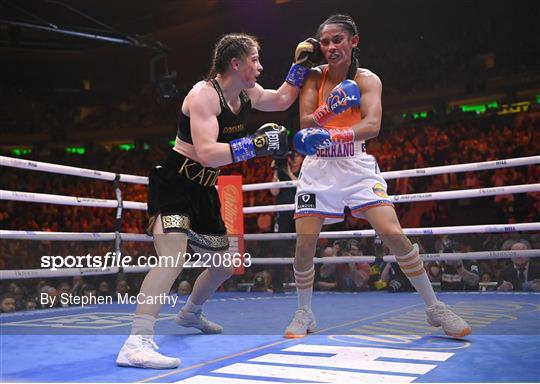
1;111;539;313
1;3;536;138
2;233;539;314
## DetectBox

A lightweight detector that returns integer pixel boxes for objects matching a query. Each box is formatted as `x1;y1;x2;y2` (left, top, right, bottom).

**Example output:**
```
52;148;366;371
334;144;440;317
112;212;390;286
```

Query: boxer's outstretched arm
247;82;299;112
246;37;322;112
190;87;289;167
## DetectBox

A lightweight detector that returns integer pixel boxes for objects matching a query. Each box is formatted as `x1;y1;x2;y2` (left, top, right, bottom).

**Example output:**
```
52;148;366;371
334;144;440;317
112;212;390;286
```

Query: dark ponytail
347;47;360;80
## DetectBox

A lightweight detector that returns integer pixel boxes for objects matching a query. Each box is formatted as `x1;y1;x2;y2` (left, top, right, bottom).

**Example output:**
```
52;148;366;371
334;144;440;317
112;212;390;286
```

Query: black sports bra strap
210;79;227;108
239;90;250;105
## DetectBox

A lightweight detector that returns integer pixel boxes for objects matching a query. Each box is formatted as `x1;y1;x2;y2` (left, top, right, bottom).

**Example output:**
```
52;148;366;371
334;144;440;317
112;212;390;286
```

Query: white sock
182;298;203;313
396;244;438;307
298;286;313;308
131;314;156;335
408;273;438;307
295;266;314;309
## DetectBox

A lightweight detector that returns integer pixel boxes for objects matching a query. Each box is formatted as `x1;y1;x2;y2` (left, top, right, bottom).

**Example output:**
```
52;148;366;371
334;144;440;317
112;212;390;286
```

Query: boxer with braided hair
117;32;315;369
285;14;471;339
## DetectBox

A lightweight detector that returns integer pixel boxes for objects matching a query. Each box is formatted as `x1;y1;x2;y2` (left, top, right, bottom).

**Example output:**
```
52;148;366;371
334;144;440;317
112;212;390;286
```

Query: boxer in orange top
286;14;471;339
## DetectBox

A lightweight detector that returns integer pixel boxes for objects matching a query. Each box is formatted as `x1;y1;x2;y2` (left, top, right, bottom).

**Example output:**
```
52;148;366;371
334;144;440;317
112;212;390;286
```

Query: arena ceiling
1;0;537;96
0;0;223;51
0;0;349;92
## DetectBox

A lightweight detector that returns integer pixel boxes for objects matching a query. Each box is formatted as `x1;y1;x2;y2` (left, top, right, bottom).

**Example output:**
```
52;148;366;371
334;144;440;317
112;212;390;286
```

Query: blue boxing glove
285;38;322;87
293;128;331;156
313;79;361;126
230;123;288;162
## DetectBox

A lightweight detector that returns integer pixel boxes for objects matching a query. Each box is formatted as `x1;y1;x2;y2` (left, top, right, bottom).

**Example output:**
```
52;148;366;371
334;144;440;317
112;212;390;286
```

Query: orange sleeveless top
317;66;361;129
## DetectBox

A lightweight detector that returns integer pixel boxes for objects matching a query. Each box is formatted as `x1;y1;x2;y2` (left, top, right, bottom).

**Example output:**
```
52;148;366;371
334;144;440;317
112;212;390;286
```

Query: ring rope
243;222;540;240
0;268;120;280
2;250;539;280
250;249;540;265
0;189;147;210
3;156;538;285
243;183;540;214
244;155;540;190
2;155;538;190
1;222;538;242
2;183;538;213
0;156;148;184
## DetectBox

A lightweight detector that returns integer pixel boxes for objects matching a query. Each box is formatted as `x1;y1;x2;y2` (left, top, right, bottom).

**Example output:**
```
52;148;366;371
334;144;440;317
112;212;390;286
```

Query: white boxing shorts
294;141;394;224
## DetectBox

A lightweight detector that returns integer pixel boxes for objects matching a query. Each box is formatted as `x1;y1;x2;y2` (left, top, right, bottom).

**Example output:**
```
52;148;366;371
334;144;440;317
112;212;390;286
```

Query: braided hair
206;33;260;80
316;14;359;80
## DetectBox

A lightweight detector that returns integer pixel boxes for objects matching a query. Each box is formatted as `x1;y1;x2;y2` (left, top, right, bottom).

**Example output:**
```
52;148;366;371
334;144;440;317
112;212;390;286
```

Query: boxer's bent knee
295;233;318;254
294;240;317;271
375;220;404;237
378;231;413;256
208;263;234;279
188;231;233;276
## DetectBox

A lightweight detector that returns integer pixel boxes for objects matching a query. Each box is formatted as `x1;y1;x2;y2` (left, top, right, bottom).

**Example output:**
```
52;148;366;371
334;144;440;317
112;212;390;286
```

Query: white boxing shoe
176;309;223;334
426;301;472;338
284;306;317;339
116;335;181;369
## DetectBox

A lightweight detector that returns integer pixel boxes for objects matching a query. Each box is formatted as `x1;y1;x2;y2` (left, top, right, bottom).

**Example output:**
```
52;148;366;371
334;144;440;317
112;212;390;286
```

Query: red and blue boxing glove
313;79;361;126
293;128;331;156
294;80;360;156
293;127;355;156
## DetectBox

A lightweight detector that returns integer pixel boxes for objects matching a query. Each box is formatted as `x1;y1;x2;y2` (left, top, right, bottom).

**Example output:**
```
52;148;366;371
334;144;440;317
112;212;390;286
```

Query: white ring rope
251;249;540;265
0;231;121;241
2;250;539;280
2;183;539;213
0;190;147;210
3;155;539;283
2;155;539;190
243;184;540;214
0;268;120;280
0;156;148;184
244;222;540;240
1;223;539;242
243;155;540;191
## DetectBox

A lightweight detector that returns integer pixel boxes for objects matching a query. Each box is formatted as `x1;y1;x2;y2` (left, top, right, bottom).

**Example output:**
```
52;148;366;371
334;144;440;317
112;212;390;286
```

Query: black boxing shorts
146;150;228;250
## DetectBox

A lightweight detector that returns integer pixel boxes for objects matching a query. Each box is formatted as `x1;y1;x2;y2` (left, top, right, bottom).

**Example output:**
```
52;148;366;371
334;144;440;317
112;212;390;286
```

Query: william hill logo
222;185;241;233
